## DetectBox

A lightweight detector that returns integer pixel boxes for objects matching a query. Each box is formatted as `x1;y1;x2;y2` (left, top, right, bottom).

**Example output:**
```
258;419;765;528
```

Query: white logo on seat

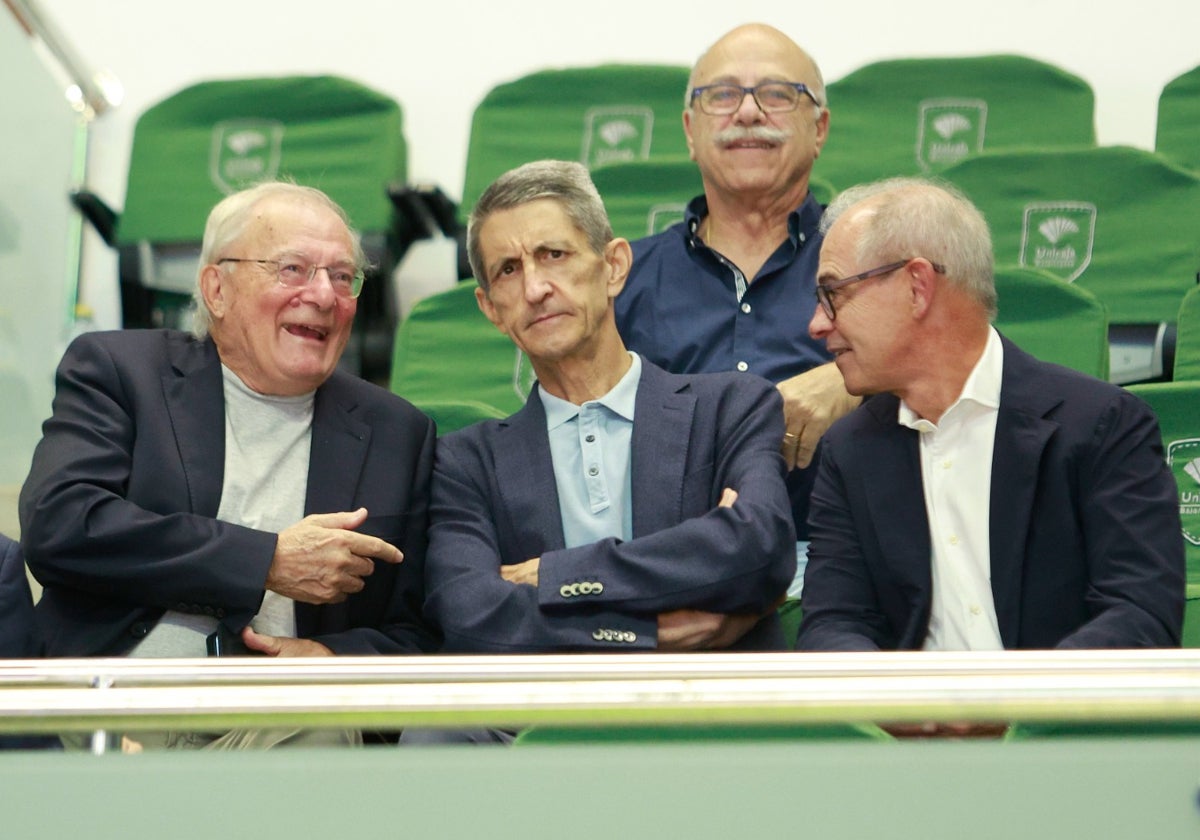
1019;202;1097;283
1167;439;1200;545
916;99;987;171
210;120;284;194
581;107;654;169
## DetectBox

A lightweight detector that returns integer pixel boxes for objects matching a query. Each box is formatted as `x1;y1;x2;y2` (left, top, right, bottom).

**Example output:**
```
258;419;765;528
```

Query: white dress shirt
899;328;1005;651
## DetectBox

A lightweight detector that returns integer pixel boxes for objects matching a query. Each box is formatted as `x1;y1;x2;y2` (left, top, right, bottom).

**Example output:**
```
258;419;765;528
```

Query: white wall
28;0;1200;331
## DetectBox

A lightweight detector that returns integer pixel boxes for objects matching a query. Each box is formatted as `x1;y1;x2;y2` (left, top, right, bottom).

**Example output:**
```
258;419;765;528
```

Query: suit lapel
297;375;370;634
162;337;225;517
989;338;1062;647
860;396;933;608
305;374;370;515
494;390;567;555
630;363;694;538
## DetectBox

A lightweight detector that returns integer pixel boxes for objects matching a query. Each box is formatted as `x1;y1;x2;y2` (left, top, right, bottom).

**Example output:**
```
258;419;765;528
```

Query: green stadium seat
389;281;532;434
816;54;1096;191
940;146;1200;383
1155;64;1200;174
84;75;409;381
588;157;702;241
1169;284;1200;382
993;265;1109;379
459;64;691;218
1123;381;1200;646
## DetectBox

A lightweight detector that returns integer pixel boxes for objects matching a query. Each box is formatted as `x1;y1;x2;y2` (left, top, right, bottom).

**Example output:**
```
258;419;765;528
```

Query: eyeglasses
219;256;365;299
815;259;946;320
690;82;821;116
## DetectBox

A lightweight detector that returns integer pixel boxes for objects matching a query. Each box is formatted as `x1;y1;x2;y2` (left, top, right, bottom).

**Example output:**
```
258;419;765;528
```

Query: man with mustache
615;23;856;603
21;182;438;749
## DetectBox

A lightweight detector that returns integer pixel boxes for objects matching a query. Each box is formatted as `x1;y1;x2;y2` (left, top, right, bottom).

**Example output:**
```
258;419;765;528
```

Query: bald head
688;23;825;109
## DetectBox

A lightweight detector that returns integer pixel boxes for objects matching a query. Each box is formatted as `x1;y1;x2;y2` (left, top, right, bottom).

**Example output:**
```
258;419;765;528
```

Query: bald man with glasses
616;23;858;603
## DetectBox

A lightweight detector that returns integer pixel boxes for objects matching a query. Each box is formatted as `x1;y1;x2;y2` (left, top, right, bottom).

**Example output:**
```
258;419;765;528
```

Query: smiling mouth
725;139;776;150
284;324;329;342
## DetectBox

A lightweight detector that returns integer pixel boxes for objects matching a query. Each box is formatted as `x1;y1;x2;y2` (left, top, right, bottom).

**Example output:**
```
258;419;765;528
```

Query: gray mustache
712;125;790;144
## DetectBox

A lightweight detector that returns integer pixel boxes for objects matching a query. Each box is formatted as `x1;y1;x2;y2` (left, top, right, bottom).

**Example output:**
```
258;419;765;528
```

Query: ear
604;238;633;299
683;108;697;161
199;263;229;322
812;108;830;159
474;285;507;335
907;259;939;320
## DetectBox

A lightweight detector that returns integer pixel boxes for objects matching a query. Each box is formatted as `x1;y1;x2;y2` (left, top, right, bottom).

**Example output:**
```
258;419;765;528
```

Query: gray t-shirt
131;365;313;657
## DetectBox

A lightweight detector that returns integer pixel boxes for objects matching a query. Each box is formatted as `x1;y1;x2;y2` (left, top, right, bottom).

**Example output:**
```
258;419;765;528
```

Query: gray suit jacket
20;329;438;657
798;337;1184;651
425;359;797;652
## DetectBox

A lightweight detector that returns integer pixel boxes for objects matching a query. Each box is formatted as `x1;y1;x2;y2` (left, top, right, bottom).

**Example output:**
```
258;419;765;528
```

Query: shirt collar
898;327;1004;428
685;192;824;252
539;352;642;431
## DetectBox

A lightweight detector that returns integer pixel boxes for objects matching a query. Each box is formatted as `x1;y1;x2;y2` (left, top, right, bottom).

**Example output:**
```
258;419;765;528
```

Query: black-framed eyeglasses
219;256;365;299
690;82;821;116
815;258;946;321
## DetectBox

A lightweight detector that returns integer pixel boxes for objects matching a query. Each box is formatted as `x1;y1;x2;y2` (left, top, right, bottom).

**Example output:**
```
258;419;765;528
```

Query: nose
808;303;833;340
298;266;339;310
734;87;766;123
522;261;553;304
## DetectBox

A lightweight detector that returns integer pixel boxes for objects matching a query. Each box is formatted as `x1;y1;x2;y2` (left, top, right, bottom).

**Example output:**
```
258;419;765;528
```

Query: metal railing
2;650;1198;739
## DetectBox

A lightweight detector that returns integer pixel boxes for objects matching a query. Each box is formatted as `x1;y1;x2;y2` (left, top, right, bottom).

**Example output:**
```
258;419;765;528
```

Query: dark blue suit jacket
425;359;797;652
798;337;1184;651
20;329;438;657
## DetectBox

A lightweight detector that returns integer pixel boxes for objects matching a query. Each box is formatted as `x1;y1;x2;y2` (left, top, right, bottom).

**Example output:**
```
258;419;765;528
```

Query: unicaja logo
210;119;284;194
1019;201;1097;283
581;107;653;169
916;99;986;171
1166;439;1200;545
646;203;686;236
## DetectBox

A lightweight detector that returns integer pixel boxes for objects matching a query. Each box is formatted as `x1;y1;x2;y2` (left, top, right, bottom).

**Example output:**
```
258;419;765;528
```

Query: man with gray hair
21;181;437;747
423;159;796;660
797;177;1184;653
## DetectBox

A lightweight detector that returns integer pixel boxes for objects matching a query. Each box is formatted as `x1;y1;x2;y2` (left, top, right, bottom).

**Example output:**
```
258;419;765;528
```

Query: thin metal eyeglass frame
218;257;365;299
689;82;820;115
815;259;946;320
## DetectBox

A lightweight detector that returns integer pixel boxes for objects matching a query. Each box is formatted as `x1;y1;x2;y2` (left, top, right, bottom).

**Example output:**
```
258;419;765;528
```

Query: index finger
345;532;404;564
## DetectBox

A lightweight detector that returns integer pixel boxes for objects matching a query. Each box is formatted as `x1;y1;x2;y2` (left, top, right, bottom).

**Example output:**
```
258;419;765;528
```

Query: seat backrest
588;158;703;241
1123;381;1200;645
940;145;1200;327
460;64;691;217
389;281;532;434
816;54;1096;191
993;265;1109;379
1155;64;1200;174
119;75;406;252
1171;284;1200;381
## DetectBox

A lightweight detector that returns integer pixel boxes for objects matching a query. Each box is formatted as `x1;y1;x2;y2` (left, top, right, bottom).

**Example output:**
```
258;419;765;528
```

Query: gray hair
821;177;997;319
467;160;613;293
191;181;365;337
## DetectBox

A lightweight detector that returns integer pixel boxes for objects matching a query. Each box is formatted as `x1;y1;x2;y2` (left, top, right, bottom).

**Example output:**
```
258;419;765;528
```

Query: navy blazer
798;337;1184;651
20;329;438;657
0;533;40;658
425;359;797;652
